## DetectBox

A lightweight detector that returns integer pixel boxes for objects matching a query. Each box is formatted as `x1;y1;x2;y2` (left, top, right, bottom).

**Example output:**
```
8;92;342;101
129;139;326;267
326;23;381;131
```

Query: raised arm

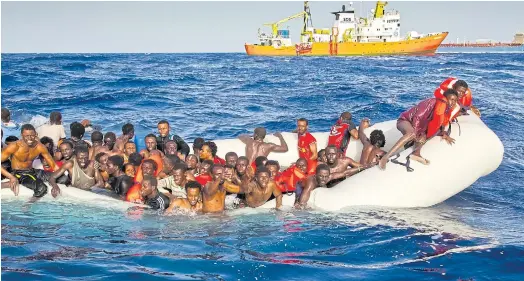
204;178;221;197
224;180;244;194
358;119;371;146
237;134;253;145
268;132;289;153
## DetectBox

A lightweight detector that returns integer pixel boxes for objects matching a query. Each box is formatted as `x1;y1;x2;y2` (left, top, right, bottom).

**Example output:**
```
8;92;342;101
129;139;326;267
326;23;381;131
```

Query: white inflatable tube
2;112;503;211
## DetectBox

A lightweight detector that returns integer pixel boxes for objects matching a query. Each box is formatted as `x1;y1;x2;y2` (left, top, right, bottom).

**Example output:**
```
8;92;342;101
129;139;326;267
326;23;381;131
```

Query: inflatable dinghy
2;112;503;211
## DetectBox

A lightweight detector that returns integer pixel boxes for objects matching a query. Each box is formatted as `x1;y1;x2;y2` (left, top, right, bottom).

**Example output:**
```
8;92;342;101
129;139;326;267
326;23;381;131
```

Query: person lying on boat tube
378;89;459;170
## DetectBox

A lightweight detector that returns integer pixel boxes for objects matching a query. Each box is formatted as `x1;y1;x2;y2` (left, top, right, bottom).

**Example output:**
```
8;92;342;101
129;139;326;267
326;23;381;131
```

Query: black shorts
13;169;48;198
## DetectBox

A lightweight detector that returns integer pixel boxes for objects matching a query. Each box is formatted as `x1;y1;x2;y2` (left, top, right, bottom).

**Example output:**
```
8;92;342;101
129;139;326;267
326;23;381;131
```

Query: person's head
318;149;327;163
315;164;331;187
453;80;469;99
254;156;268;169
144;134;157;152
141;175;158;198
211;164;225;182
370;130;386;148
124;141;137;156
104;132;116;150
163;154;181;173
1;108;11;123
193;137;205;154
106;155;125;175
297;118;309;135
141;159;157;176
255;166;271;188
70;122;85;140
124;163;136;178
225;152;238;167
157;120;170;137
185;181;202;207
236;156;249;175
122;123;134;138
164;140;178;155
49;111;62;125
340;111;352;123
443;89;459;108
172;163;188;186
296;158;308;173
265;160;280;178
199;159;214;175
224;164;235;181
325;145;339;165
59;140;74;160
90;131;103;147
253;127;267;141
95;152;109;171
200;141;217;160
20;124;38;147
6;136;19;146
75;146;90;169
185;154;199;170
128;152;143;167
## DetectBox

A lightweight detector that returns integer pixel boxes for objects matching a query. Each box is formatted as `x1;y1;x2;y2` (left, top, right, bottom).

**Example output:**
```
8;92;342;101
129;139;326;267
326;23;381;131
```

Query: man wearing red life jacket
296;118;318;175
378;89;459;170
274;158;308;193
434;78;480;117
327;112;359;155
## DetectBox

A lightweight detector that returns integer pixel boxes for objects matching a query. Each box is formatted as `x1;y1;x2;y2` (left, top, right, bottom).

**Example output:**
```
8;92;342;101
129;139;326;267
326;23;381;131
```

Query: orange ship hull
245;32;448;56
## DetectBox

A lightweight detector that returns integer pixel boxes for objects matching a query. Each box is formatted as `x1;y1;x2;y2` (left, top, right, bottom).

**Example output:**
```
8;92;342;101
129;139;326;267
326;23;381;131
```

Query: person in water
225;152;238;167
296;118;318;175
358;118;386;165
274;158;308;193
264;160;281;179
295;164;332;209
243;166;282;209
195;159;214;186
36;111;66;150
235;156;252;181
114;123;134;153
202;165;244;213
1;124;58;198
327;112;359;155
88;131;104;159
49;146;103;191
105;155;133;197
166;180;203;213
140;175;174;212
324;145;366;186
379;89;459;170
156;120;190;156
185;154;199;175
192;137;205;161
238;128;288;164
317;149;327;164
199;141;225;165
158;161;194;198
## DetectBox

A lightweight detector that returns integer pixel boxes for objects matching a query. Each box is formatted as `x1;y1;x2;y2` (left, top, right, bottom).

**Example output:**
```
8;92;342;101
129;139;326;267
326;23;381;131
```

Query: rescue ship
245;1;448;56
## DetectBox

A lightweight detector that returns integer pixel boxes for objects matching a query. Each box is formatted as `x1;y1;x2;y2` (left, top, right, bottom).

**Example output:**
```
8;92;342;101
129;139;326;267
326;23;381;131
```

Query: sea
1;53;523;281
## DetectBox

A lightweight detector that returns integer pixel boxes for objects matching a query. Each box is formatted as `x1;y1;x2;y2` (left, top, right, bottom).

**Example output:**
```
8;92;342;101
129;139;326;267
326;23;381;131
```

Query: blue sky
2;1;523;53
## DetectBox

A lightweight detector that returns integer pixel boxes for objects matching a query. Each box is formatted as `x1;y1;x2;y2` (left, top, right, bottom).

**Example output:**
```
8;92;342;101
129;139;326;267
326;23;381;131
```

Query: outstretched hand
8;175;19;196
51;186;61;198
442;135;456;145
273;132;283;137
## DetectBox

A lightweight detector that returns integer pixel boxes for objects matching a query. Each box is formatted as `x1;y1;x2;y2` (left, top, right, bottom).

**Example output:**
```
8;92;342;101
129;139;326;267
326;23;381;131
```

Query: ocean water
1;53;524;280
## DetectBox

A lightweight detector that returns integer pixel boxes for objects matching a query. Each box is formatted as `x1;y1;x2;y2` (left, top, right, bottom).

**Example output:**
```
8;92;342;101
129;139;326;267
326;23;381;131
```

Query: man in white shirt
36;112;66;149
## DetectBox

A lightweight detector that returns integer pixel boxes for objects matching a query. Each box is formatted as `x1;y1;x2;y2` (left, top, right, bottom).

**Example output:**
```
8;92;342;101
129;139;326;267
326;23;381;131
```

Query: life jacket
399;98;453;139
196;174;212;186
213;156;226;165
126;155;163;202
426;98;454;138
275;165;307;193
434;77;473;108
328;120;350;153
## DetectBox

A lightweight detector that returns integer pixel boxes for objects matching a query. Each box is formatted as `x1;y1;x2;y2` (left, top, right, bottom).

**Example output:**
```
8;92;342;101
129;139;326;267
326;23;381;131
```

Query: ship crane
263;2;311;39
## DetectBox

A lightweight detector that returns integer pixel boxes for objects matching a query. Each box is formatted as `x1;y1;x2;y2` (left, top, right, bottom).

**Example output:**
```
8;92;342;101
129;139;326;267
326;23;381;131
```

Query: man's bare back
239;129;288;164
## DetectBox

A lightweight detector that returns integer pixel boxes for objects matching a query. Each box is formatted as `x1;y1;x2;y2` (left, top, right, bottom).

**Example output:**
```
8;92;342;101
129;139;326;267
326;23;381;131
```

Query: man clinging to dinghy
358;118;387;165
378;89;459;170
327;111;359;155
434;78;480;117
238;127;289;165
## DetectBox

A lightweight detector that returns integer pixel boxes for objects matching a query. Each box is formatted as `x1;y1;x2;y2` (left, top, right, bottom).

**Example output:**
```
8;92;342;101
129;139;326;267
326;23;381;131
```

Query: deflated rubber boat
1;113;503;211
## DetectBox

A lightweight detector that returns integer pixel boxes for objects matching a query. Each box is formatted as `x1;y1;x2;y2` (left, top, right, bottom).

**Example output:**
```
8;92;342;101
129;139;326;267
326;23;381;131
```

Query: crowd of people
1;77;479;214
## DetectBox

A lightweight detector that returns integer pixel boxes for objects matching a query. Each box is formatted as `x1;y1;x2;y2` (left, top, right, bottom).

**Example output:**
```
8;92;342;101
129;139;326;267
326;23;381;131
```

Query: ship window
336;14;340;20
398;23;400;27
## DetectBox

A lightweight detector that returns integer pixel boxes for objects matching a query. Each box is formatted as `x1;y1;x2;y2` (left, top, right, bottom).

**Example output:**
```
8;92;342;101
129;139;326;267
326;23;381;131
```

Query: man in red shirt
327;112;358;155
296;118;318;175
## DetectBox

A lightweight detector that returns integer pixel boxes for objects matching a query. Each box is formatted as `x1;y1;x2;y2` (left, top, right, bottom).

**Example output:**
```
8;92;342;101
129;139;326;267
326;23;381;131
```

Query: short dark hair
108;155;125;169
265;160;280;170
49;111;62;124
237;156;249;164
370;130;386;148
104;132;116;142
75;145;89;155
225;151;238;159
318;149;326;156
224;164;236;170
95;152;107;162
254;127;266;139
91;131;103;142
185;180;202;192
6;135;19;143
211;164;224;174
142;175;158;187
145;133;156;140
202;159;214;167
165;154;181;165
255;156;268;168
443;89;458;99
142;159;158;171
60;140;74;149
204;141;218;157
316;164;330;173
122;123;134;135
256;166;270;176
1;108;10;122
298;118;309;125
70;122;85;139
172;162;188;172
454;80;468;90
340;111;352;121
193;138;205;149
158;120;169;126
20;124;36;134
128;152;143;166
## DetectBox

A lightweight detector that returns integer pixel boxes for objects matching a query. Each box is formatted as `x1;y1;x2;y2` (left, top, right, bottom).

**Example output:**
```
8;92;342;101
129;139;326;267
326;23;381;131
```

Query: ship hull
245;32;448;56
